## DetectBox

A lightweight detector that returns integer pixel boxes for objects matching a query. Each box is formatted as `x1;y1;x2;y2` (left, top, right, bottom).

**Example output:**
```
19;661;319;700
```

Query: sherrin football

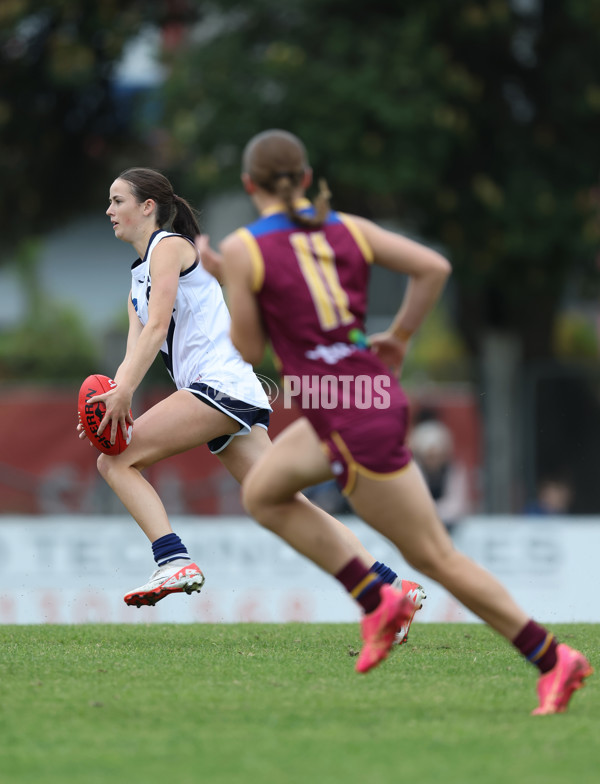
78;374;133;455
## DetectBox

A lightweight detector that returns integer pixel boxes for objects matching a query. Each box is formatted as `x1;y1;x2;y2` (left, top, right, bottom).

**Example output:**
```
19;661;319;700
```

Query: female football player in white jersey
78;167;425;647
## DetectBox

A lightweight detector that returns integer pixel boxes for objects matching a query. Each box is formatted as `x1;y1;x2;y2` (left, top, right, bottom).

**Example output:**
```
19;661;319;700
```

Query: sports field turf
0;623;597;784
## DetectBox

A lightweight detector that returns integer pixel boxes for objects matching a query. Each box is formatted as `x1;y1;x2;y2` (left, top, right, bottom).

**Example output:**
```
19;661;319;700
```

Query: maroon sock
335;557;383;614
512;620;558;673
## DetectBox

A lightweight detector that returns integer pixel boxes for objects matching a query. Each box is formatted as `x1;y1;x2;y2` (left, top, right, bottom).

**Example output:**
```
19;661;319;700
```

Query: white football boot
124;560;205;607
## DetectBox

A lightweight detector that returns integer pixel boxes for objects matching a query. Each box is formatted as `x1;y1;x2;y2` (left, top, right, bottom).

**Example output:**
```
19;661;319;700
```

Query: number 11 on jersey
290;232;354;331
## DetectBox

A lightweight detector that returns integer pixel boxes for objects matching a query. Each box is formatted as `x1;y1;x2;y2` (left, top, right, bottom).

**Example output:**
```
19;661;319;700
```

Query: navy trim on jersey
144;230;162;261
131;231;198;273
131;229;162;270
180;259;198;277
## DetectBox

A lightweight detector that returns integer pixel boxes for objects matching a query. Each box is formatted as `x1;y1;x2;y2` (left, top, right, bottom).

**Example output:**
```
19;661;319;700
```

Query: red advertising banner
0;384;480;515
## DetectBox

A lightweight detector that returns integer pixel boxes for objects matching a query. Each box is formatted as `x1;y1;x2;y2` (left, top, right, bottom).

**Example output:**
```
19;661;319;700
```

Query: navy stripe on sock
371;560;399;585
152;533;190;567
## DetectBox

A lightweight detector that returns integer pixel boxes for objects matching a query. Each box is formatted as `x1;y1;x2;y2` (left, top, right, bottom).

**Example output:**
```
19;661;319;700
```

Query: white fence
0;515;597;624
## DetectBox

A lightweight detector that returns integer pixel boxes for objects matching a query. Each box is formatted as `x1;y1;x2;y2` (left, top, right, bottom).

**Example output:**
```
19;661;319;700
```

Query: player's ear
302;168;313;189
242;173;257;194
142;199;156;216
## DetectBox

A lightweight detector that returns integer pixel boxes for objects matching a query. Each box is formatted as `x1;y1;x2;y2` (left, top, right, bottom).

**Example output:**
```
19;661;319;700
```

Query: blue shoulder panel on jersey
247;209;342;238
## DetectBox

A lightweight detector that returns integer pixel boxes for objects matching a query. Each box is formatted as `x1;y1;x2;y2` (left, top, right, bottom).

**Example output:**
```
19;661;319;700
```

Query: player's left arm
95;238;187;441
220;233;267;366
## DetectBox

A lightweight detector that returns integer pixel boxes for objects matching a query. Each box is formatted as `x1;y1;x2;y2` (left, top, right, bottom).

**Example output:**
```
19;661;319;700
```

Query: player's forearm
389;262;450;340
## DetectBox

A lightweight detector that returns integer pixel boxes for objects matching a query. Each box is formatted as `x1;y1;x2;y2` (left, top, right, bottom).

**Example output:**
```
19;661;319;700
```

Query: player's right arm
77;293;141;444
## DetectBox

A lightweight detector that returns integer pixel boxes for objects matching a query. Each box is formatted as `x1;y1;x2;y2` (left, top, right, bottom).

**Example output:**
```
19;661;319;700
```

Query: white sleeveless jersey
130;230;270;410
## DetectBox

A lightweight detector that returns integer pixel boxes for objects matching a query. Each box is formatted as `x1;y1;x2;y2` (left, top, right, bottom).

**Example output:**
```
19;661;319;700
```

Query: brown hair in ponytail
242;130;331;229
118;167;201;239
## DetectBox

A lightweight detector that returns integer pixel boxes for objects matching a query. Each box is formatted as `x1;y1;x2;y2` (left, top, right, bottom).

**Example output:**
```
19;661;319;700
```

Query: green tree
160;0;600;361
157;0;600;511
0;0;202;382
0;0;195;254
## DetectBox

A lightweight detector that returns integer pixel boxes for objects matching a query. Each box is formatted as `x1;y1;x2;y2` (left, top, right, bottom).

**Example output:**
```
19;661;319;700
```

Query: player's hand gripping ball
78;374;133;455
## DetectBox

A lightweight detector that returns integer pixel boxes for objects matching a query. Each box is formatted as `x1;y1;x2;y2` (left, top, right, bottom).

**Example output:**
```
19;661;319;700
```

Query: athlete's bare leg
242;418;376;573
339;463;528;640
220;421;399;572
97;400;379;574
97;390;240;542
243;421;529;640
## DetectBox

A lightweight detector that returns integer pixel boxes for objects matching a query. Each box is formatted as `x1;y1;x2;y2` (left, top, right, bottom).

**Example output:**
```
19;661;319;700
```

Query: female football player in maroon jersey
197;129;592;712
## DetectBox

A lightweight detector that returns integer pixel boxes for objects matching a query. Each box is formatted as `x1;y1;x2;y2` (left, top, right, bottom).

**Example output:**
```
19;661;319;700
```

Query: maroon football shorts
320;399;412;495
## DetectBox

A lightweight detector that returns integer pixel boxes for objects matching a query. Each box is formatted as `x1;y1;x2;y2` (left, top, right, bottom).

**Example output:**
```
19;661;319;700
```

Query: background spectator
523;473;573;516
409;417;472;534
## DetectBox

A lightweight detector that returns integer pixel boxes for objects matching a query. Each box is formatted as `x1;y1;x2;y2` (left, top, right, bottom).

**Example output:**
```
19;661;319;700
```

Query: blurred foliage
0;237;98;381
3;0;600;383
553;311;599;360
0;0;195;254
0;305;99;382
402;303;471;384
157;0;600;360
0;0;198;381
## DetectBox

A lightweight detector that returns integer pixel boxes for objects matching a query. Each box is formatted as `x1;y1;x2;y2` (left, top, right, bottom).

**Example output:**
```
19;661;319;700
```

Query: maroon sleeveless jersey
235;201;410;444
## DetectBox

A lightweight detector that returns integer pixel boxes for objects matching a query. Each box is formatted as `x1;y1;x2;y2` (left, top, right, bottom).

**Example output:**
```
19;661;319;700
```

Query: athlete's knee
96;452;137;482
97;452;125;483
401;537;456;580
242;478;287;533
241;477;267;521
403;551;440;579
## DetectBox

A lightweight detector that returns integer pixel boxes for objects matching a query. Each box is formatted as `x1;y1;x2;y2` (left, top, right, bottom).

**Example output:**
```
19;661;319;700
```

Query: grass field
0;623;597;784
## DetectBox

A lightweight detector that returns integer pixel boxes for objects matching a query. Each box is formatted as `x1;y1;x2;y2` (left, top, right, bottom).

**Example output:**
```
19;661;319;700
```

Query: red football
78;374;133;455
